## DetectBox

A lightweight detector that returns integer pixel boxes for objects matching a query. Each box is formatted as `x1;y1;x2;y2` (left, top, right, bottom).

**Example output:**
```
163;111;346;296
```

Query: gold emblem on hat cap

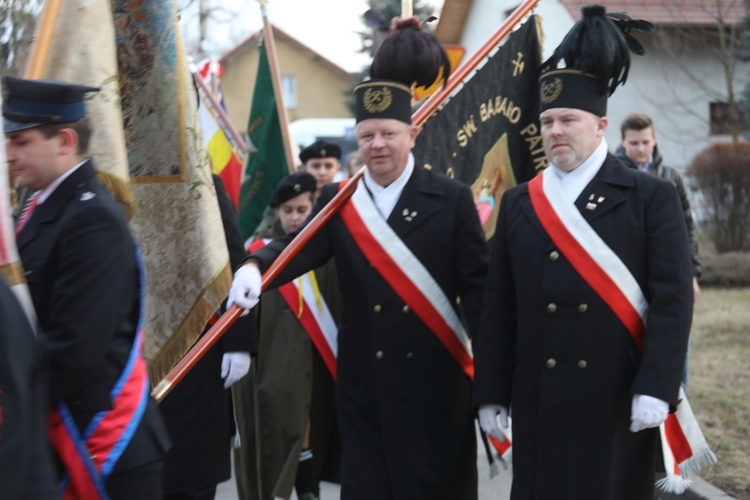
541;77;563;104
363;87;393;113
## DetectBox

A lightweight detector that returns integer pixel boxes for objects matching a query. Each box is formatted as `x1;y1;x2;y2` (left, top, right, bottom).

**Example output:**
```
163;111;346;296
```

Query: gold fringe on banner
146;261;232;386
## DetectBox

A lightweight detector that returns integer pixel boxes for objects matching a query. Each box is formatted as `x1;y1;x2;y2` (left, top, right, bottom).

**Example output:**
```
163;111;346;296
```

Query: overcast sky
179;0;444;73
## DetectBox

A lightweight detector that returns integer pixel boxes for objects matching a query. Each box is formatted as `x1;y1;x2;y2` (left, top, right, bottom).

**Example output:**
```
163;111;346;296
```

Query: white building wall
457;0;750;171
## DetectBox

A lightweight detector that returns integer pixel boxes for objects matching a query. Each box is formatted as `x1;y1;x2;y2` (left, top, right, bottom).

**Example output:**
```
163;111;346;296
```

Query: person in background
616;112;700;390
6;75;170;499
299;140;342;196
344;151;364;178
0;277;58;499
233;171;343;500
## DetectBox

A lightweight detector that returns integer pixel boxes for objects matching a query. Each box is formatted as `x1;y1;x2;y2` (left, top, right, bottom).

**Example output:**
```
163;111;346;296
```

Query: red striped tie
15;193;39;235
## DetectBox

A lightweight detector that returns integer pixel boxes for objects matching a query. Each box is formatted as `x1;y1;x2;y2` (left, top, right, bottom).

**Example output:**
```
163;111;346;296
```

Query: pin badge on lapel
402;208;418;222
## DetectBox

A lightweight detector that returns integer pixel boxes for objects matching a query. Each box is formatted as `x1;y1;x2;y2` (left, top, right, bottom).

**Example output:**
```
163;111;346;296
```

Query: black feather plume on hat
539;5;653;96
369;16;450;90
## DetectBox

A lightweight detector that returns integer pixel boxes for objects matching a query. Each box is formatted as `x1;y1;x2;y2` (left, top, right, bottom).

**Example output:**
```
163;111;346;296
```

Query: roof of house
435;0;747;44
220;24;358;83
559;0;747;26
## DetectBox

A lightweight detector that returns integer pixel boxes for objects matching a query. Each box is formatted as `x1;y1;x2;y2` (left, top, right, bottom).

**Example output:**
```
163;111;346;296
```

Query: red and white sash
528;168;716;493
249;239;338;379
337;179;474;379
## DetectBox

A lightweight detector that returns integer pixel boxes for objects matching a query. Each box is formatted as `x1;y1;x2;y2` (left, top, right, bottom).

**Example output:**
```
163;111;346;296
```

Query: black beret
270;172;317;208
2;75;99;133
299;140;342;163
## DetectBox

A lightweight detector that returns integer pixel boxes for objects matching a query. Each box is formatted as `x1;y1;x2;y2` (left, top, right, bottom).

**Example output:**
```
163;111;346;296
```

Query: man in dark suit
5;75;170;499
0;277;58;499
473;6;693;499
228;19;488;500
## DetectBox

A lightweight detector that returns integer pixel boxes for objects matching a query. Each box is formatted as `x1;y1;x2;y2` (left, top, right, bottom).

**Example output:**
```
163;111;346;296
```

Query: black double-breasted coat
473;155;693;499
250;166;489;500
17;160;170;487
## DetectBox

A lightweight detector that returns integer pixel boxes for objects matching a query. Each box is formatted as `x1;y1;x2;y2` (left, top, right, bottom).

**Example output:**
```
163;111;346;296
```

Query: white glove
630;394;669;432
478;404;510;442
221;352;251;388
227;264;262;315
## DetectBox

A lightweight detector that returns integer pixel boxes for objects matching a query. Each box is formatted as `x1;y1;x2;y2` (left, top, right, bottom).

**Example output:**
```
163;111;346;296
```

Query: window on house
282;75;297;110
709;102;746;136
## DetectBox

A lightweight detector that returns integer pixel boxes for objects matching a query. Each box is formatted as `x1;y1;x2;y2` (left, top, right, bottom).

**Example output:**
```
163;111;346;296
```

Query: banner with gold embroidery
413;16;546;238
36;0;231;384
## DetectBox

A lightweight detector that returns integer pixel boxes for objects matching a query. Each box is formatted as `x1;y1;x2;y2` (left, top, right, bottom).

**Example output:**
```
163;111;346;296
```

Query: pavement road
215;427;513;499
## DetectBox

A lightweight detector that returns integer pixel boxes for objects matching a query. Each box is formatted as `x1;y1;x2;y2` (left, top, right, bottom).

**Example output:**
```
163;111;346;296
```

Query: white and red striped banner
338;179;474;379
249;239;338;379
528;168;716;493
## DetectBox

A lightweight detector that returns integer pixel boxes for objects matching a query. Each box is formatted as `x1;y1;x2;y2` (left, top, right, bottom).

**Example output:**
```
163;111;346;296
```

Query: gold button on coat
402;305;410;314
549;250;560;261
546;358;556;368
578;360;587;369
547;303;557;313
373;304;382;313
578;303;588;313
375;351;384;360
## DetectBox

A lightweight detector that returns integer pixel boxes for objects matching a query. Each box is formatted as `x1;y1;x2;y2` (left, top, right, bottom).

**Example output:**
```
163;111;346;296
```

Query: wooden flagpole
194;72;248;157
24;0;63;79
401;0;413;19
259;0;296;174
411;0;539;128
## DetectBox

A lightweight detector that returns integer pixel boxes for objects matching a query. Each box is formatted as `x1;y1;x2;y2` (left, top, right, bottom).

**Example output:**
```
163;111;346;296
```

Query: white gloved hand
221;352;251;388
630;394;669;432
227;264;262;315
478;404;510;442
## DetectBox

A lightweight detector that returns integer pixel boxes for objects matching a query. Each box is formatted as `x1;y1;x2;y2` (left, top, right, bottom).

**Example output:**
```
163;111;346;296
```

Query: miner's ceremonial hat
538;5;653;117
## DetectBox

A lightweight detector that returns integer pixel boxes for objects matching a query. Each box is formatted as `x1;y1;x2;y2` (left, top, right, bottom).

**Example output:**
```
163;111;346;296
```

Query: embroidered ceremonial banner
339;180;474;379
249;239;338;378
528;168;717;493
412;16;544;238
33;0;232;384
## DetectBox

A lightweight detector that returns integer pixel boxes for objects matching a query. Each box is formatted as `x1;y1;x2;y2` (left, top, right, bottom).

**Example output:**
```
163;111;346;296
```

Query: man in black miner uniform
228;17;488;500
474;7;693;499
5;75;170;499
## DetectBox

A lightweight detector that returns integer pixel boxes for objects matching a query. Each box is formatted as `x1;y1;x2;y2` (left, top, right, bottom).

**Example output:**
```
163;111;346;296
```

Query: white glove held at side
630;394;669;432
227;264;262;314
478;404;510;442
221;352;251;388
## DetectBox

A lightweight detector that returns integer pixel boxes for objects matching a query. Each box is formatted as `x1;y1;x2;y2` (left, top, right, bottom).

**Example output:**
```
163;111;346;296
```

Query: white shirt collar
551;139;608;202
37;159;88;205
363;153;415;219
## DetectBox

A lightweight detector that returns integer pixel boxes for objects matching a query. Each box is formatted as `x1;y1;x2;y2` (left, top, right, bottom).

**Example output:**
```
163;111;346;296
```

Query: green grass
687;287;750;498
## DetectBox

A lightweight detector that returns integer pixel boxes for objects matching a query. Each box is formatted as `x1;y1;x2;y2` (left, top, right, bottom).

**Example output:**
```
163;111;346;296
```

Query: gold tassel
96;169;136;221
296;271;324;318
